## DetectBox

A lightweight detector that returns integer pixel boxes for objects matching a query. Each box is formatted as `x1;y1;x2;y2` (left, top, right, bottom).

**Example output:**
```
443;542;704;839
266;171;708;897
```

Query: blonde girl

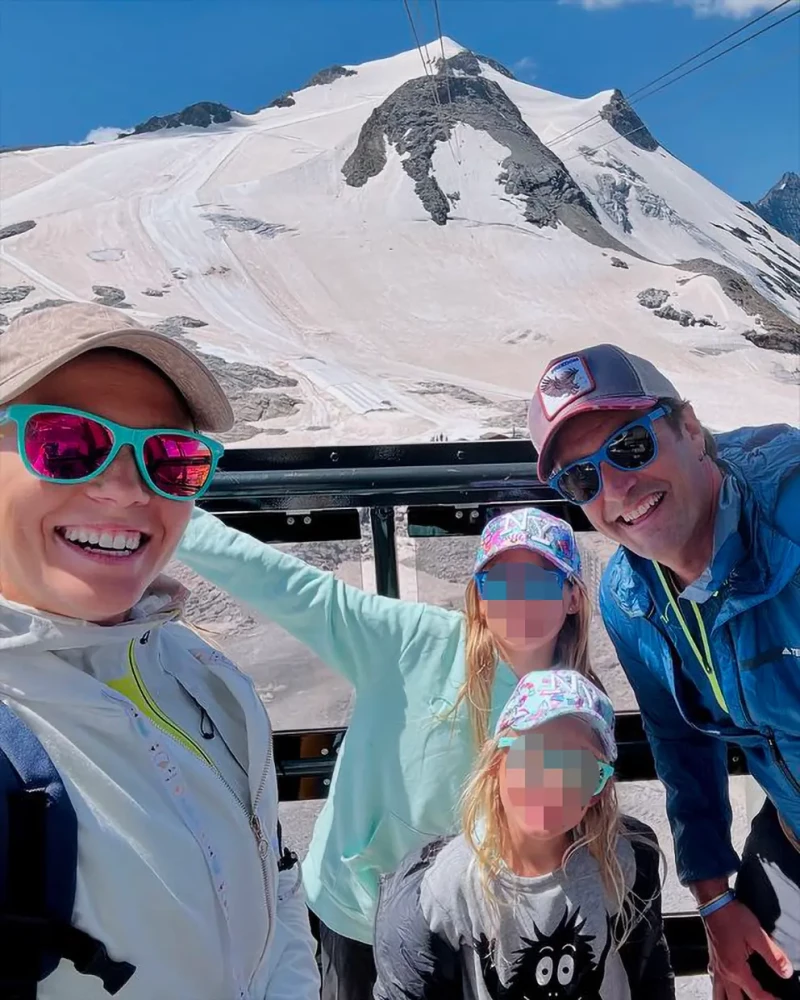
178;506;597;1000
374;670;674;1000
458;507;602;746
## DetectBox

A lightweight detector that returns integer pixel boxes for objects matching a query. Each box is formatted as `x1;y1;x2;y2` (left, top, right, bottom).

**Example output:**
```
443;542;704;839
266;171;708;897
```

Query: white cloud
682;0;798;14
82;126;125;145
570;0;796;16
513;56;538;80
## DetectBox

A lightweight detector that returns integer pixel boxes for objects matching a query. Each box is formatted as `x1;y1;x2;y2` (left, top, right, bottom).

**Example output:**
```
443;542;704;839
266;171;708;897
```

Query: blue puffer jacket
600;424;800;885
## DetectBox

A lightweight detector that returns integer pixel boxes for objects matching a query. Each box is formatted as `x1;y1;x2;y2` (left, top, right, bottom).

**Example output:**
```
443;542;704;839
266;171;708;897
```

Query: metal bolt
455;510;463;519
330;451;339;463
469;510;479;520
321;748;329;756
456;450;465;460
303;516;311;525
286;516;295;525
323;778;331;787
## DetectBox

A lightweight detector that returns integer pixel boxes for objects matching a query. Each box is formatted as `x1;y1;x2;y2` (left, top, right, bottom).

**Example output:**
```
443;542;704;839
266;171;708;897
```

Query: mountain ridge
1;37;797;447
749;171;800;245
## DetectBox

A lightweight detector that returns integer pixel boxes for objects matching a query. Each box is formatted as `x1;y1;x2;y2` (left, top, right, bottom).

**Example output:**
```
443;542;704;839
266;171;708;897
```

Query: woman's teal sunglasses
0;404;224;501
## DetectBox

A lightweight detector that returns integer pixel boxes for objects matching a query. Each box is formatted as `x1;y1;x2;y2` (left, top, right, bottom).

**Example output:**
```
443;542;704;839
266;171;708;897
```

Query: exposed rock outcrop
302;65;357;88
92;285;128;307
598;90;659;152
0;285;34;306
594;175;632;232
125;102;233;136
653;304;717;328
267;94;296;109
264;64;356;110
0;220;36;240
439;51;515;80
343;72;601;237
14;298;70;318
678;258;800;354
637;288;671;309
152;315;208;337
201;213;288;238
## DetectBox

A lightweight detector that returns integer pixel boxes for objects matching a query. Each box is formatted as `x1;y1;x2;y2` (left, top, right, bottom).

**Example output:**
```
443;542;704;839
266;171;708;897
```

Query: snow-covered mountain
1;38;798;447
750;171;800;246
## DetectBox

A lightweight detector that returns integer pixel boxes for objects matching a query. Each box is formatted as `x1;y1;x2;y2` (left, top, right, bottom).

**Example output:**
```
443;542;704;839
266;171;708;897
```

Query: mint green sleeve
177;507;429;689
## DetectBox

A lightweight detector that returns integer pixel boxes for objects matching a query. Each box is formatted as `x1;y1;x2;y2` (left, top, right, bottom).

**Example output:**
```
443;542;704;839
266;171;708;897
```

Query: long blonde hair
461;733;644;946
453;576;601;748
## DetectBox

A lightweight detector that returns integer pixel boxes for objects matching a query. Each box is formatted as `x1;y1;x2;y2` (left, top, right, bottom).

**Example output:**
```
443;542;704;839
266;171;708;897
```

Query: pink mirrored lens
143;434;213;497
24;412;113;480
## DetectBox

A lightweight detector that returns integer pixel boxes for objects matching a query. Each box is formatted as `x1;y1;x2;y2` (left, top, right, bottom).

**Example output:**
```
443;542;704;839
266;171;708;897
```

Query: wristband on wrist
698;889;735;920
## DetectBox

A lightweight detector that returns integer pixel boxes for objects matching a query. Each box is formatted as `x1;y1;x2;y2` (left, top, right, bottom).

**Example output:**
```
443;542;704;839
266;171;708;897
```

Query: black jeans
312;913;377;1000
735;800;800;999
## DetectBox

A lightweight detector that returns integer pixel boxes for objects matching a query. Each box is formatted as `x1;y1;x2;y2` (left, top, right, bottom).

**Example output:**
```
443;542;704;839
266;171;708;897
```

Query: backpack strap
0;702;136;997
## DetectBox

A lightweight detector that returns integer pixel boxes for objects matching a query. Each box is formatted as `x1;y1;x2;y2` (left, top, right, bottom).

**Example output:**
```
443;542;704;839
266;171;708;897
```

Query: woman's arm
179;507;437;689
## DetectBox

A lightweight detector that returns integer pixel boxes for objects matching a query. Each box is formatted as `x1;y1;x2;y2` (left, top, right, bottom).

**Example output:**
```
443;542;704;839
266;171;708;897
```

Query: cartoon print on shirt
475;909;613;998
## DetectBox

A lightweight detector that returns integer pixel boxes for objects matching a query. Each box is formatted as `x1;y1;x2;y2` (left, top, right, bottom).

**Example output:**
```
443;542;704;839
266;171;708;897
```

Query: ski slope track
1;37;798;447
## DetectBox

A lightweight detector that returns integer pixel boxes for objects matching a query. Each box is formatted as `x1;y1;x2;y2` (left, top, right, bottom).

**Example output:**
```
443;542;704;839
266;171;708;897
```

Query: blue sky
0;0;797;200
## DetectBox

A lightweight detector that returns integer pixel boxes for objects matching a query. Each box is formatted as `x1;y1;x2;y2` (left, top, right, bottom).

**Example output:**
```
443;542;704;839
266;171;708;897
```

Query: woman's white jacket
0;578;319;1000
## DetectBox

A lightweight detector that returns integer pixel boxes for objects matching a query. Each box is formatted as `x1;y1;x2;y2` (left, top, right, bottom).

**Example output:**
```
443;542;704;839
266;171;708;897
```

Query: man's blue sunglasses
549;406;668;505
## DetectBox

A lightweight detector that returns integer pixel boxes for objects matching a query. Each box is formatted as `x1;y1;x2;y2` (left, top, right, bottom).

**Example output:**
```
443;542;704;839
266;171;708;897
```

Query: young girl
177;505;598;999
373;670;674;1000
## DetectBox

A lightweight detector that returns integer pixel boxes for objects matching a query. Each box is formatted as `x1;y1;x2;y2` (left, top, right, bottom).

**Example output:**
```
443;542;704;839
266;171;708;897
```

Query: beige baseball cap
0;302;234;432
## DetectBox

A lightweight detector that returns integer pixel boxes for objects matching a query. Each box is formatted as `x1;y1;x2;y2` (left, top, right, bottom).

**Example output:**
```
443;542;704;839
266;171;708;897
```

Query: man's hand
705;899;793;1000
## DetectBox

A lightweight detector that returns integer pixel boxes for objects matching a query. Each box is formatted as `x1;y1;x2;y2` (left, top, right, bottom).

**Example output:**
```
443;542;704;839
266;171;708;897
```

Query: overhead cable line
432;0;462;163
626;0;795;99
626;8;799;106
401;0;460;167
549;6;799;151
557;41;799;169
547;0;796;148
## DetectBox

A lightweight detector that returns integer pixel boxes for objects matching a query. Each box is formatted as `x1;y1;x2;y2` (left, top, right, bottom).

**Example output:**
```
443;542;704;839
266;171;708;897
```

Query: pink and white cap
528;344;679;482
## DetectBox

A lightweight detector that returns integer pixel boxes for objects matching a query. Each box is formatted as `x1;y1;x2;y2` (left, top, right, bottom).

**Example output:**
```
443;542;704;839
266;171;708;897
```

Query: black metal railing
201;440;741;977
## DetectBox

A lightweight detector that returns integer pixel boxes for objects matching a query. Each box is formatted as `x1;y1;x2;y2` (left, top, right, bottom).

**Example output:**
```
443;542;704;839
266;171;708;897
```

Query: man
528;343;800;1000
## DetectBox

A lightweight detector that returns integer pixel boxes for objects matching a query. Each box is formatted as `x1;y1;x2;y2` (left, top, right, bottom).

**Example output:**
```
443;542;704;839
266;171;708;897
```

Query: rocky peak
753;171;800;244
439;50;515;80
265;63;357;111
303;64;357;88
124;102;233;137
598;90;659;153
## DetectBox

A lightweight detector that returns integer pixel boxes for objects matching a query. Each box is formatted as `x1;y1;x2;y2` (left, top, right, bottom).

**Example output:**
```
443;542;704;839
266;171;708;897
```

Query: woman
179;500;599;1000
0;303;318;1000
373;670;673;999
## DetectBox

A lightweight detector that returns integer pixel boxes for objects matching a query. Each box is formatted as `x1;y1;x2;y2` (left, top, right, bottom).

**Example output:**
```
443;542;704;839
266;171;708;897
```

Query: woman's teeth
620;493;665;525
60;528;143;555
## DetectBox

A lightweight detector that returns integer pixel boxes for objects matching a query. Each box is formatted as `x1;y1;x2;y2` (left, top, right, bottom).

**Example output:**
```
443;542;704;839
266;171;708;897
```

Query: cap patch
537;355;595;421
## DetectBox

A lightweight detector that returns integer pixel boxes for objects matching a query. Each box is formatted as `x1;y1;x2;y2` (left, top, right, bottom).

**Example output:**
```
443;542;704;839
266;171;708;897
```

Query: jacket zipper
766;729;800;796
655;588;800;796
247;742;275;986
120;641;276;987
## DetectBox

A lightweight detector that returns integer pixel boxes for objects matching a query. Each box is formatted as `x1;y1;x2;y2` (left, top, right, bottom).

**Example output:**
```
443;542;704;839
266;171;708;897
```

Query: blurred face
498;717;609;840
551;406;714;563
478;549;578;653
0;352;194;623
